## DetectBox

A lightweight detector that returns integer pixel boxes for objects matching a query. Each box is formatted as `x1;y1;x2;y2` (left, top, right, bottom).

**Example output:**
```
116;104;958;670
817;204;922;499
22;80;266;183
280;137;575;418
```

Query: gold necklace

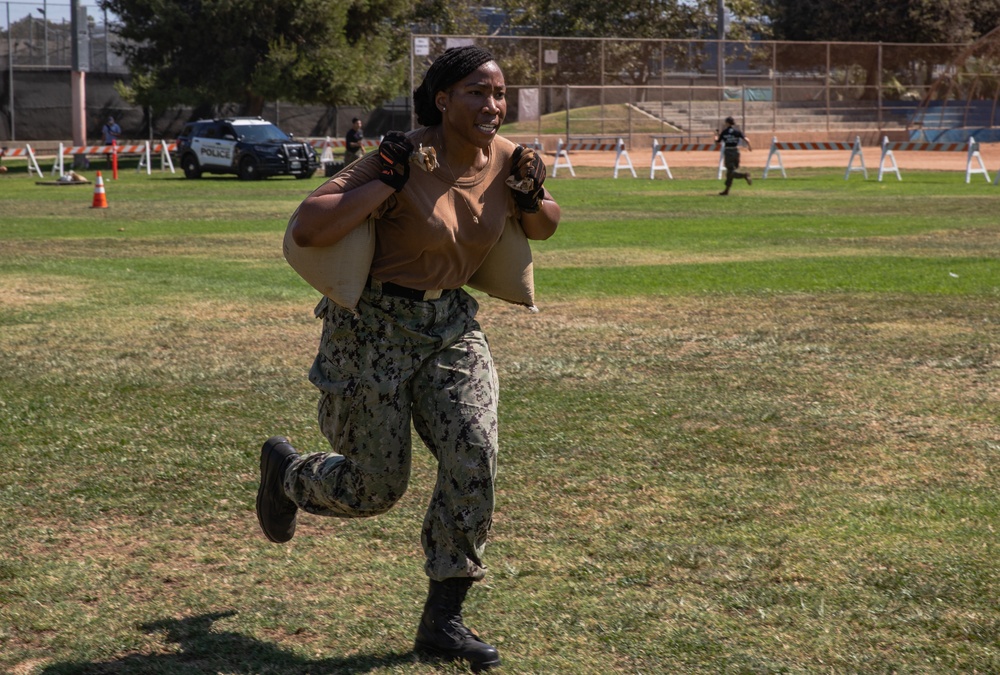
436;131;484;225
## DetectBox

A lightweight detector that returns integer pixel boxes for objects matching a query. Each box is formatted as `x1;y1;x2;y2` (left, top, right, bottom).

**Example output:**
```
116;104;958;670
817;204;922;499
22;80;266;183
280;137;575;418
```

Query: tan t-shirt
329;127;518;291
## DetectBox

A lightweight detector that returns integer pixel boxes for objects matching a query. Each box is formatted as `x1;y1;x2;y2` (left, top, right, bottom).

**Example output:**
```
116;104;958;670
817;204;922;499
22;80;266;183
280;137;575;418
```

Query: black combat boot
414;578;501;671
256;436;299;543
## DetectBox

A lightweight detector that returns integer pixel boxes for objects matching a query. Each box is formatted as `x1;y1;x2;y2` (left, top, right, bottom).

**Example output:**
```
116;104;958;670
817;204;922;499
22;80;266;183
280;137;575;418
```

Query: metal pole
628;86;632;147
826;42;831;133
742;84;746;128
877;42;883;132
772;42;777;132
7;2;14;140
565;85;570;140
600;40;605;135
409;36;415;130
537;37;542;138
688;82;693;142
717;0;725;88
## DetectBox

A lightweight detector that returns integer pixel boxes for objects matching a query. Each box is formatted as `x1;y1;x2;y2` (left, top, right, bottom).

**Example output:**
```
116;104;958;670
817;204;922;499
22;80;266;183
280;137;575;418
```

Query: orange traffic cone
91;171;108;209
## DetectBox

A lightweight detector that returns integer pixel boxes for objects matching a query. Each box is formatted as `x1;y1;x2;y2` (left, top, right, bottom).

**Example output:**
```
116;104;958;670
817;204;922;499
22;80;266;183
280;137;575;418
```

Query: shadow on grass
39;611;418;674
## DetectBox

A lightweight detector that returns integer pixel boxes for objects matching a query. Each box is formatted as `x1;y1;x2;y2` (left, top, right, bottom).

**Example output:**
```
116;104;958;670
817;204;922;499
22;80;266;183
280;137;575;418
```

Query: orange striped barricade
53;143;114;176
0;145;44;177
552;137;636;178
878;136;990;184
649;139;725;180
523;137;544;155
54;142;152;177
763;136;867;180
136;141;177;174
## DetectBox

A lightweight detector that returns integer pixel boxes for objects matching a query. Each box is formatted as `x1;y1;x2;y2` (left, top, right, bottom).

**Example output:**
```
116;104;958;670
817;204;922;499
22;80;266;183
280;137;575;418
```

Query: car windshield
234;123;290;143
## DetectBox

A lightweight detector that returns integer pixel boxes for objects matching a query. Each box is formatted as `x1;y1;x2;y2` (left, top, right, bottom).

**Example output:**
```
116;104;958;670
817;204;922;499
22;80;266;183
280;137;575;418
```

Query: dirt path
555;145;1000;175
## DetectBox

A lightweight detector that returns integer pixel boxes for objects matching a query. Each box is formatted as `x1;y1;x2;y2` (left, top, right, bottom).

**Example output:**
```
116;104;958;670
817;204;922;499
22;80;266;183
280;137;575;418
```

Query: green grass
504;103;682;136
1;161;998;674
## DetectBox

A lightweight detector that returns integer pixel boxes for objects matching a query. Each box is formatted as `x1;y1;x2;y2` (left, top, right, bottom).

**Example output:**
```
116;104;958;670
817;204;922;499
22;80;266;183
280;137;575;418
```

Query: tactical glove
377;131;413;192
507;146;546;213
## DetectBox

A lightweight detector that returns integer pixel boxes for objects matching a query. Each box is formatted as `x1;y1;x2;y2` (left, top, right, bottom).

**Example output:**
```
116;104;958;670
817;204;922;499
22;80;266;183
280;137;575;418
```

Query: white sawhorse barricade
53;141;177;176
878;136;991;183
136;142;177;174
763;137;868;180
650;140;725;179
553;137;636;178
309;136;382;173
0;145;44;177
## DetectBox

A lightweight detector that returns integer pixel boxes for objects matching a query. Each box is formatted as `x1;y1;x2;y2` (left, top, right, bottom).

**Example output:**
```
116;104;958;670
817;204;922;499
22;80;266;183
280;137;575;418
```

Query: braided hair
413;45;497;127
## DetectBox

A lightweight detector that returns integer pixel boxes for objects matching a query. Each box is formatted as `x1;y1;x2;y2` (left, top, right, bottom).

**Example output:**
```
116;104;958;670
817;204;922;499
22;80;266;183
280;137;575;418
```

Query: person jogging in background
255;45;560;672
716;116;752;196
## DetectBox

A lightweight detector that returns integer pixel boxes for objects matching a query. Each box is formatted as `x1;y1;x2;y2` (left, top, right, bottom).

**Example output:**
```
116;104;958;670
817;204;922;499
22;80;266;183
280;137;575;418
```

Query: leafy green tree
101;0;415;116
503;0;763;41
763;0;1000;44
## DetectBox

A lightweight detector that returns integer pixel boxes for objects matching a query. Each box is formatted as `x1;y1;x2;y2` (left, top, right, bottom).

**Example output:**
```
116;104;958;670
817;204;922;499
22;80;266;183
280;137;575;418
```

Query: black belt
370;277;445;301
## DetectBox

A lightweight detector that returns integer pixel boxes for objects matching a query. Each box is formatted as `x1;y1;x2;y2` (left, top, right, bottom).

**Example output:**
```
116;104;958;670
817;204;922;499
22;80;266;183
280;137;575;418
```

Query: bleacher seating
633;100;913;135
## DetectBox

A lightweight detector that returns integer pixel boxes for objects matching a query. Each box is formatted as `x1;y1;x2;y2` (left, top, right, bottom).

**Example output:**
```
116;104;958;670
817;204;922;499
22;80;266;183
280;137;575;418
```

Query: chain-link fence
411;35;992;145
3;8;995;145
1;2;133;142
1;1;123;72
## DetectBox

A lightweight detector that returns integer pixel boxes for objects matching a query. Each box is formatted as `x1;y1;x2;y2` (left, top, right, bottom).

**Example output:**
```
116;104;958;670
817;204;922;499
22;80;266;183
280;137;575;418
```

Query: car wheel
182;154;202;179
295;169;316;179
239;156;259;181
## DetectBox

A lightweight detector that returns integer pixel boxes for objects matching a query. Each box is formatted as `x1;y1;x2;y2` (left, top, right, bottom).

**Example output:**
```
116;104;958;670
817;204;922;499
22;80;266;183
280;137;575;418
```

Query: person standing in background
101;115;121;164
343;117;365;165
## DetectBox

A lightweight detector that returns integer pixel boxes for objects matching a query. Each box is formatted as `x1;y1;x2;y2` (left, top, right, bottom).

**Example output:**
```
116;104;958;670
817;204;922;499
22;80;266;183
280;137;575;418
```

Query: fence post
564;86;570;143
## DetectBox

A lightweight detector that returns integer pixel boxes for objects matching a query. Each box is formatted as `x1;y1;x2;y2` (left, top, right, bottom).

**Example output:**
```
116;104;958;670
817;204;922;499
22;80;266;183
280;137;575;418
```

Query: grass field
503;104;682;137
1;161;998;674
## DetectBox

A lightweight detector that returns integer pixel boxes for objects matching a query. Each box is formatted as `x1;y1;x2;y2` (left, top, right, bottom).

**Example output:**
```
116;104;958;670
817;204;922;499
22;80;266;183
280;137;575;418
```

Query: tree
100;0;416;117
502;0;764;41
762;0;1000;44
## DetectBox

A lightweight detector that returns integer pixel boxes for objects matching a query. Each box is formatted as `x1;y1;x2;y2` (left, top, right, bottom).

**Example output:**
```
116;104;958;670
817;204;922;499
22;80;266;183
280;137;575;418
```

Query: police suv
175;117;318;180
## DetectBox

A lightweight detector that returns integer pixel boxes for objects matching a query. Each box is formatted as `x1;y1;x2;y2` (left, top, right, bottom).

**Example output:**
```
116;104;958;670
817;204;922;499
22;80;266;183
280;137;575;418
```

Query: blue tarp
907;102;1000;143
723;87;773;101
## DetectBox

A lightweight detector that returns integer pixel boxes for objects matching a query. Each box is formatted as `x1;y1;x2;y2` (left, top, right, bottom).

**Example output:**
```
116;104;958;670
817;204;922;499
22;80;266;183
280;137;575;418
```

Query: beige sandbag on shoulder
467;211;536;310
282;206;375;309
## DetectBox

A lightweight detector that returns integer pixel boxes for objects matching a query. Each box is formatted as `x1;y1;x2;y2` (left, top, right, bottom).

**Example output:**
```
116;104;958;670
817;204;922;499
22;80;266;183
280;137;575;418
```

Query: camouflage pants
284;284;499;581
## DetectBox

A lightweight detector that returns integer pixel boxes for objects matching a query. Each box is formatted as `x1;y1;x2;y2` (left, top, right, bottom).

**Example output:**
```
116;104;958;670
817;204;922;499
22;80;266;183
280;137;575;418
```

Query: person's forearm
293;180;393;247
520;189;560;240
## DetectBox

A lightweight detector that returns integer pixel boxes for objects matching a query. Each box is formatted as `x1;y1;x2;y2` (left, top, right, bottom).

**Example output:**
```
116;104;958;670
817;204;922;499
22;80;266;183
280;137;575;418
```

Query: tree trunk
243;93;266;117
